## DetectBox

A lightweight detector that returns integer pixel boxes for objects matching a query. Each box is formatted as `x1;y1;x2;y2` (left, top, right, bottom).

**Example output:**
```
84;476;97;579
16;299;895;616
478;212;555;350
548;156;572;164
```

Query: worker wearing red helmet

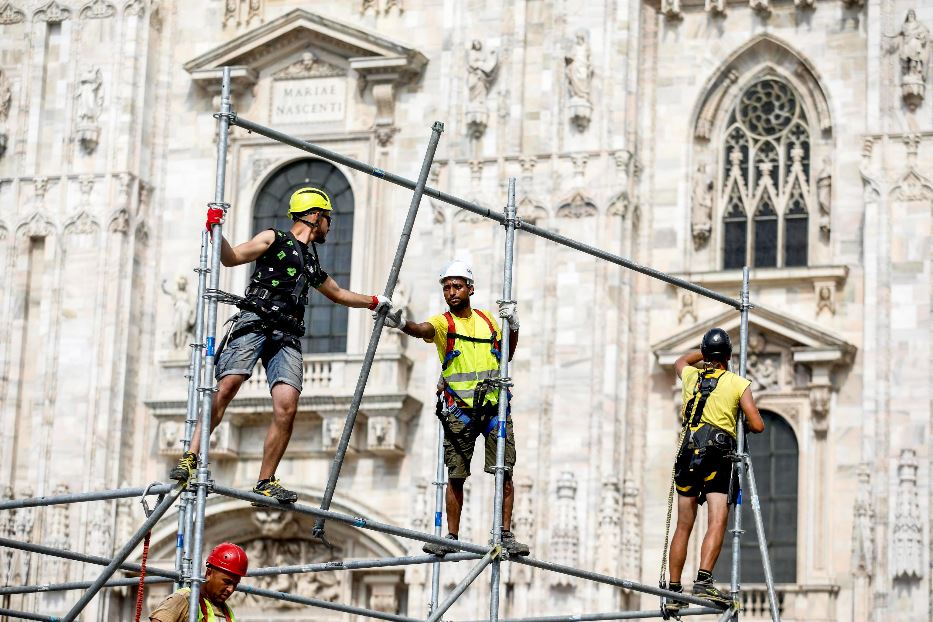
149;543;248;622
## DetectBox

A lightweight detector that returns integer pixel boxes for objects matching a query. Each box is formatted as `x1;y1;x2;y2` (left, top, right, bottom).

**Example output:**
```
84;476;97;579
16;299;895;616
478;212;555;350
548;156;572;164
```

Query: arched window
716;410;798;583
721;78;811;270
253;159;354;354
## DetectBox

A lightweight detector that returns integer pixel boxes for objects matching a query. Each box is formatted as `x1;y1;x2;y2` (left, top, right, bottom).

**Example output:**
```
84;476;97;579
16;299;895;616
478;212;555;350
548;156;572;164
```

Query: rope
134;531;152;622
659;423;689;587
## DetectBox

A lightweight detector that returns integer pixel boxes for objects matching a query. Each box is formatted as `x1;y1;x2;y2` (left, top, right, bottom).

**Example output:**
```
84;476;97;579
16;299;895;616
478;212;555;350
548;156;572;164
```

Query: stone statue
565;29;594;130
816;157;832;236
467;39;498;104
162;276;195;351
0;68;11;159
465;39;499;139
75;67;103;153
691;163;714;248
897;10;929;109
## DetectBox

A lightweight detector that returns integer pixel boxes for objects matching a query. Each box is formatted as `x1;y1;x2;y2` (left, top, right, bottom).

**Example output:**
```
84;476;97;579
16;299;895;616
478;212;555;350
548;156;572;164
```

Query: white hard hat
439;260;474;284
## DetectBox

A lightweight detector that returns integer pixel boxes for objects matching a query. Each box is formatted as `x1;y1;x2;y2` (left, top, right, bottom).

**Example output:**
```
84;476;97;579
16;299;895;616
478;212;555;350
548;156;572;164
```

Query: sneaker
251;477;299;504
169;452;198;482
423;533;460;556
663;584;689;616
500;530;530;556
692;577;731;608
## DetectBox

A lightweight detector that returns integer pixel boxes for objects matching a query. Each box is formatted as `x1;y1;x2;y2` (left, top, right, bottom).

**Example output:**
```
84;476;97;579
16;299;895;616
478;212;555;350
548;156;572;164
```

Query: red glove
206;207;224;232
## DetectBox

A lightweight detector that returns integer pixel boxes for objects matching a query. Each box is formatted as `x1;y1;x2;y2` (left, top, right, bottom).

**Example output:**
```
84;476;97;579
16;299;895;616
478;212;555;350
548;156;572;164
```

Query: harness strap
682;368;721;428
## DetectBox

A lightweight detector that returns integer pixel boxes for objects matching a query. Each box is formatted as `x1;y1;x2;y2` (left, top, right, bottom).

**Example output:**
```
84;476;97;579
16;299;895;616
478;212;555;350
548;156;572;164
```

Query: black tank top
247;229;327;314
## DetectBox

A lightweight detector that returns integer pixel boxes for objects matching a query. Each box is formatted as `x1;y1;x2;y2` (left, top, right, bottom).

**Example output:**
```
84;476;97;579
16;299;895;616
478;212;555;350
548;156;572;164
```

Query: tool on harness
207;290;305;336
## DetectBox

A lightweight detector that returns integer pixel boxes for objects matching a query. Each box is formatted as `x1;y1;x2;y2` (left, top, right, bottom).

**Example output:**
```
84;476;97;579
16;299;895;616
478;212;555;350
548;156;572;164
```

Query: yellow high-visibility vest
438;310;501;408
176;588;236;622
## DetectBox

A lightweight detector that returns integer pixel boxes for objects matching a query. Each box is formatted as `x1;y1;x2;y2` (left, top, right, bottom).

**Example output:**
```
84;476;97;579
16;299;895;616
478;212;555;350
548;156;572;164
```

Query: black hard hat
701;328;732;362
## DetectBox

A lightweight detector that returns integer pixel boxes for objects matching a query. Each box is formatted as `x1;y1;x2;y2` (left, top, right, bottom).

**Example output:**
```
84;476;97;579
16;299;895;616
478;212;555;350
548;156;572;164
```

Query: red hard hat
205;542;248;577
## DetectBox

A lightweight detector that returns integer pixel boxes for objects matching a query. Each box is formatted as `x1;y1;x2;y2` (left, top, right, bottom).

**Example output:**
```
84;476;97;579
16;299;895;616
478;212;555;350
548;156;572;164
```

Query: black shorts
674;447;735;505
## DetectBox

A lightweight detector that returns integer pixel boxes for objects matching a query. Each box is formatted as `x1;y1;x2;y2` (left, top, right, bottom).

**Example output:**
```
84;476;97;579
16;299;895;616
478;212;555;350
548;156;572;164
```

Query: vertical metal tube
489;178;517;622
429;416;446;613
744;457;781;621
187;66;233;622
729;266;750;606
175;230;210;589
314;122;445;535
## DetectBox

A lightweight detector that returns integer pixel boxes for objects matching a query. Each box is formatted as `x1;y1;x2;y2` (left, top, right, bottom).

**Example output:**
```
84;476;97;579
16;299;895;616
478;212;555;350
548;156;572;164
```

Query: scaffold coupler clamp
213;110;238;124
140;482;165;518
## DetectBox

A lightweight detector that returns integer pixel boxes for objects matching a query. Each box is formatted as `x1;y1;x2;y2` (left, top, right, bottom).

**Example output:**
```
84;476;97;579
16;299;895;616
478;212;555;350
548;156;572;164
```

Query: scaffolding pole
246;552;479;578
60;483;183;622
185;65;233;622
0;537;178;580
426;547;500;622
0;576;173;596
456;608;724;622
236;583;420;622
0;609;59;622
229;115;740;310
744;457;781;621
212;484;491;555
489;177;517;621
429;416;446;614
175;225;210;589
314;121;444;537
728;266;750;616
0;484;172;511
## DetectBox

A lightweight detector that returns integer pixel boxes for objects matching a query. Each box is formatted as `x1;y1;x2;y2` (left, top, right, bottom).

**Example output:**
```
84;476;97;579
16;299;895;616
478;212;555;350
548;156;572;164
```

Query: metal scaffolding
0;67;781;622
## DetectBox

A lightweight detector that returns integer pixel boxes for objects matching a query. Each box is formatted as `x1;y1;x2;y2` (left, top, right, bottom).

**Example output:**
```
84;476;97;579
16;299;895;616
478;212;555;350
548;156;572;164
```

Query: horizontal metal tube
229;115;740;309
511;557;721;610
0;608;61;621
0;576;173;596
212;485;491;555
248;552;480;577
0;484;172;510
0;537;178;579
456;608;724;622
237;583;419;622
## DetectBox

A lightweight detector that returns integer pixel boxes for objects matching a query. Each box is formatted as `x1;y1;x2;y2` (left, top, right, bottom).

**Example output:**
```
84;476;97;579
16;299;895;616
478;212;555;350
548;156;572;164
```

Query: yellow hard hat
288;187;332;218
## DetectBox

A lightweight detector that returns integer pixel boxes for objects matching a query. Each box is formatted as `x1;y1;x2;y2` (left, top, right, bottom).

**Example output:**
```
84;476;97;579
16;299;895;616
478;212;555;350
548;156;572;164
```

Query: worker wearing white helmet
380;260;529;557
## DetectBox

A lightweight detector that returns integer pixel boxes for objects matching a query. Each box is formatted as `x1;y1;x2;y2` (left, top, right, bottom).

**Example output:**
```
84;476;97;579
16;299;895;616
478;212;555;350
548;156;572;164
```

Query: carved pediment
184;8;427;94
653;305;856;370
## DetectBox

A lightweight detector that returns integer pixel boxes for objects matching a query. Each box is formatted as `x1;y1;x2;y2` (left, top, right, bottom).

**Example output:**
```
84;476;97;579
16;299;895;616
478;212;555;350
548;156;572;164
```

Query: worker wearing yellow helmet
171;188;392;504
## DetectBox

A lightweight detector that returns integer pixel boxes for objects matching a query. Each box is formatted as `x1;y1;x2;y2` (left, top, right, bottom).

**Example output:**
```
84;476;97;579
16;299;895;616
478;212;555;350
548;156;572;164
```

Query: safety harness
438;310;504;434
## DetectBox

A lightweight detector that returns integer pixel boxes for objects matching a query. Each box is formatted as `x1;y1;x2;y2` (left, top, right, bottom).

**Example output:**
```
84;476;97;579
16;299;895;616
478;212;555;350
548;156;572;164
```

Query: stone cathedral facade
0;1;930;621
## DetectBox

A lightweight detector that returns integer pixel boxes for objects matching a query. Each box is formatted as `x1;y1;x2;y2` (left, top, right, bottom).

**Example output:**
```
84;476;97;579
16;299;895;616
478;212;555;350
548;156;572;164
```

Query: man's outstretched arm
218;229;275;267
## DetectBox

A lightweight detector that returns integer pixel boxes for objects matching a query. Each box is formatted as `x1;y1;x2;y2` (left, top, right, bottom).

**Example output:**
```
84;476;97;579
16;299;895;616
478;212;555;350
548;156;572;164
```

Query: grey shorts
215;312;303;392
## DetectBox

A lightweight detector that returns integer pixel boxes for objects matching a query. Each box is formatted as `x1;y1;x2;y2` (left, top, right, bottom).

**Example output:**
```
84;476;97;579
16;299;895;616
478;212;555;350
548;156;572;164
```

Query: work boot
692;577;731;608
251;477;299;504
423;533;460;556
169;451;198;482
499;530;530;556
663;583;689;616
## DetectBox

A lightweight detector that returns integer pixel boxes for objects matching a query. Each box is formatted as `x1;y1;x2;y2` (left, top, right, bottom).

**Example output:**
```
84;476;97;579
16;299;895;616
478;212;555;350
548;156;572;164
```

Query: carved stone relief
564;30;594;131
0;67;11;159
660;0;682;21
620;478;641;581
42;484;71;584
80;0;116;19
549;471;579;587
556;192;597;219
75;67;104;154
17;211;55;239
678;291;697;325
0;2;26;25
466;40;499;139
815;283;836;317
63;210;100;236
34;0;71;23
851;464;873;577
691;163;714;248
596;477;621;576
892;449;923;582
750;0;771;16
273;51;344;80
816;157;832;238
511;477;535;584
161;276;195;351
895;10;929;110
705;0;726;16
4;486;36;586
224;0;263;28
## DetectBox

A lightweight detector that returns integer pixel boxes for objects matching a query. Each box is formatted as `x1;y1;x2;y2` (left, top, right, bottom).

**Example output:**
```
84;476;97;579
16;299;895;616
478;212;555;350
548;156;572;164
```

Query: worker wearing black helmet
666;328;765;611
169;187;392;504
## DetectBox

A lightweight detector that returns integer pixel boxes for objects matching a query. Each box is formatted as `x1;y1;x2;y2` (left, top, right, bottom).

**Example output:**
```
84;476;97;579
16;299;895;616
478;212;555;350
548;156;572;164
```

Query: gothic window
716;410;798;583
720;78;812;270
253;159;354;354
